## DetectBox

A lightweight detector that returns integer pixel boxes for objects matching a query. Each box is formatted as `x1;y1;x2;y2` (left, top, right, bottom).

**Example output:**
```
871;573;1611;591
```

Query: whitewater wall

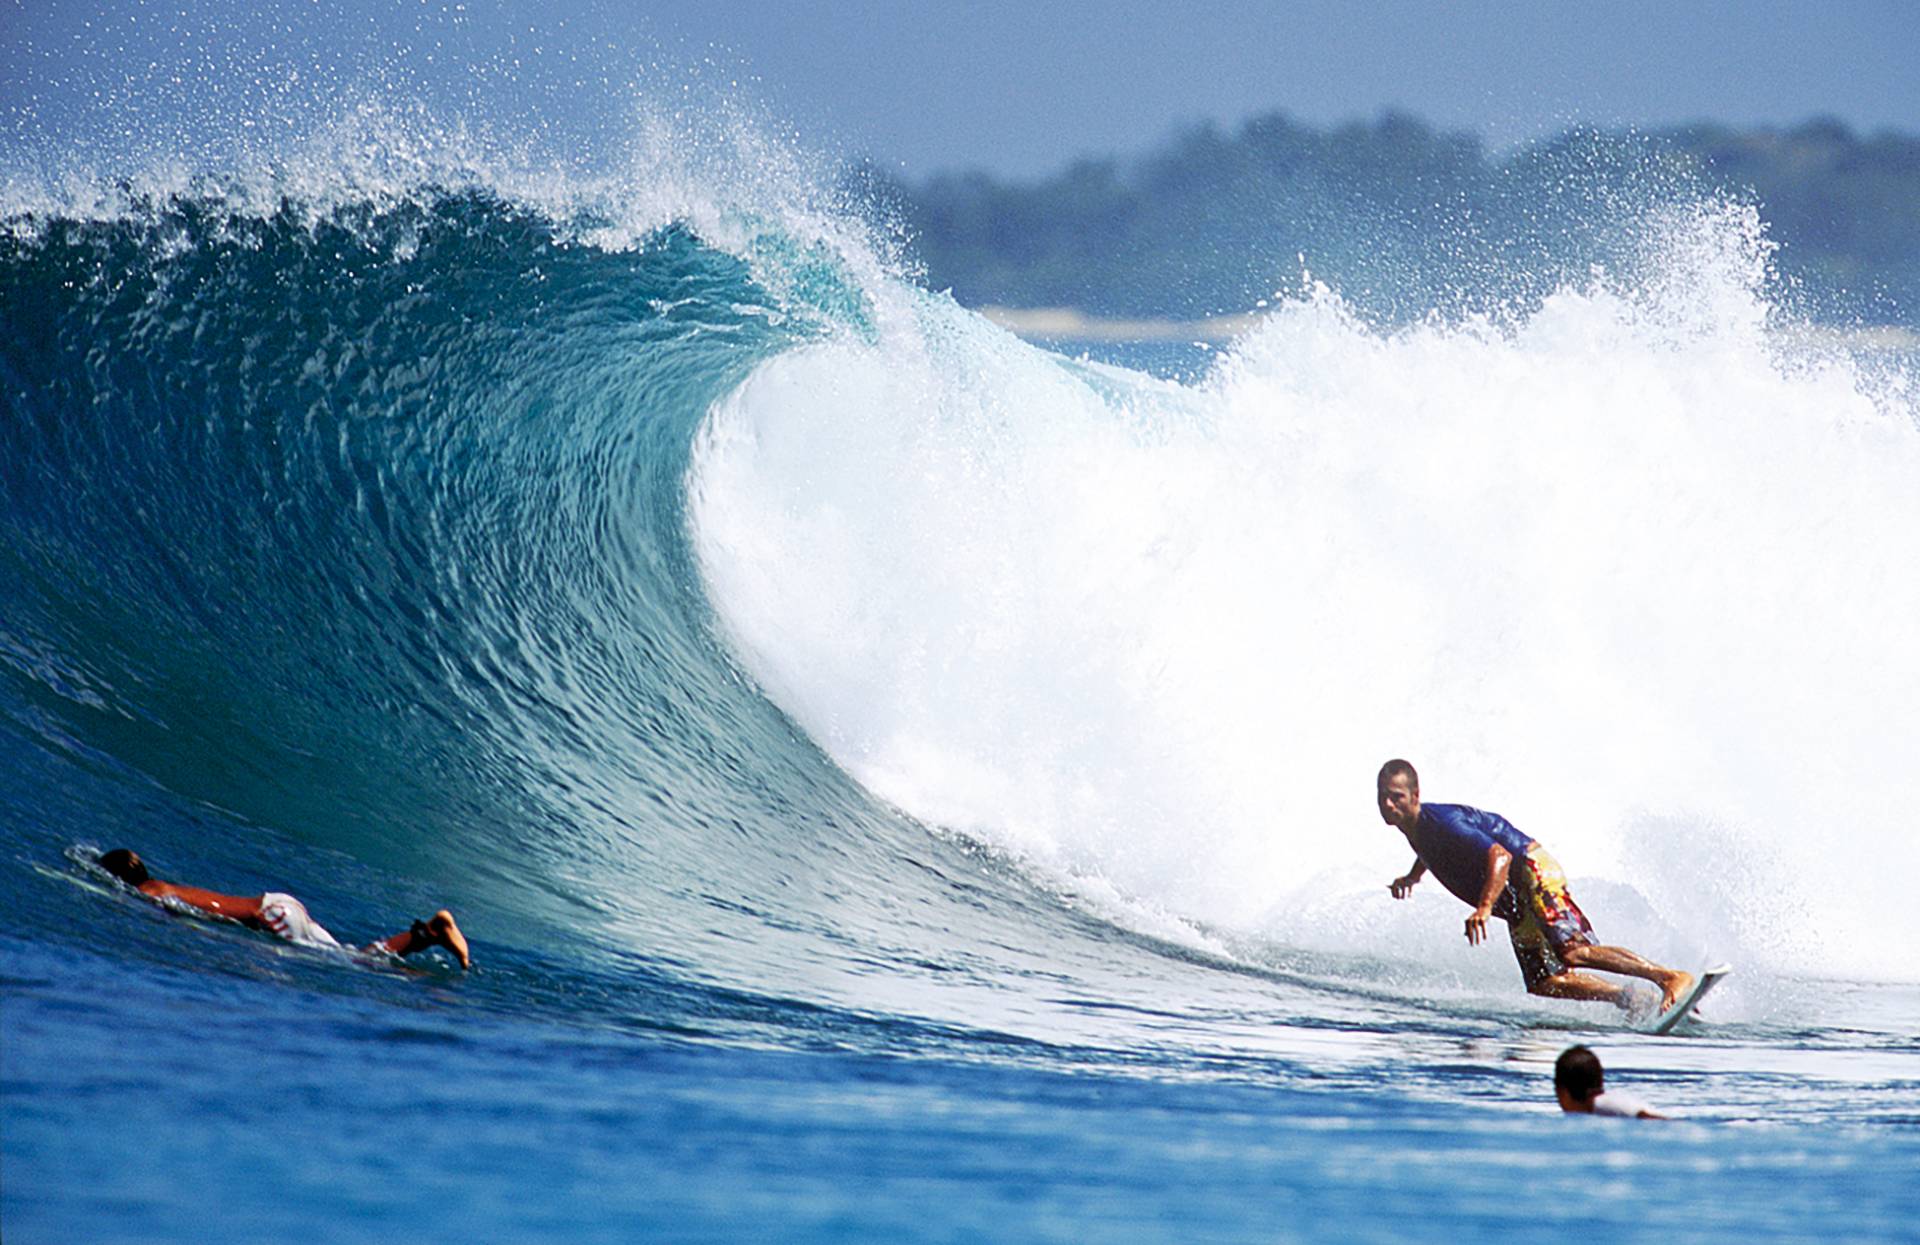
691;204;1920;984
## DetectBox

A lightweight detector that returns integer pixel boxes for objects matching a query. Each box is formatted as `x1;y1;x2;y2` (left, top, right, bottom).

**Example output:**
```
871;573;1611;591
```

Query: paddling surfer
1554;1045;1666;1119
95;848;470;969
1375;760;1689;1010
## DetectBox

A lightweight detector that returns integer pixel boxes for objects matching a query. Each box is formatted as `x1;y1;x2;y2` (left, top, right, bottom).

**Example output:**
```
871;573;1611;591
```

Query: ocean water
5;107;1920;1242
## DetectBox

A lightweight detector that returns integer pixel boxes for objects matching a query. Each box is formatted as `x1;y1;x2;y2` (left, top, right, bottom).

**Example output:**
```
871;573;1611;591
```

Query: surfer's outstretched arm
1388;858;1426;898
1463;842;1512;946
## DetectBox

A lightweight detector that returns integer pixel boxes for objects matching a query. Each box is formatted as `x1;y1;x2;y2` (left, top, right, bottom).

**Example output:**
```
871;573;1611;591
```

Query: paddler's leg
369;909;471;969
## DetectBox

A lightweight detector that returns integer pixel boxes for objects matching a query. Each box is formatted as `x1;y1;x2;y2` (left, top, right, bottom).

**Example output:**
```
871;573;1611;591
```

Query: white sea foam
691;201;1920;984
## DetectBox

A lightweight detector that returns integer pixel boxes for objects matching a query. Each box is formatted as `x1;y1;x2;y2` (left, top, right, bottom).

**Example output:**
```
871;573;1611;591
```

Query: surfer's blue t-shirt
1409;803;1536;912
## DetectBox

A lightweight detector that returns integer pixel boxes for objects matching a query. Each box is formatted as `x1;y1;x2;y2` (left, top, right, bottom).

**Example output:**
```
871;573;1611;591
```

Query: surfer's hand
1389;873;1420;899
1464;908;1491;945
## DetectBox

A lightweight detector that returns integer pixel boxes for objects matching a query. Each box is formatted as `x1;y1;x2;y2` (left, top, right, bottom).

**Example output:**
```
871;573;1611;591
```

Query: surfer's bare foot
1659;970;1694;1012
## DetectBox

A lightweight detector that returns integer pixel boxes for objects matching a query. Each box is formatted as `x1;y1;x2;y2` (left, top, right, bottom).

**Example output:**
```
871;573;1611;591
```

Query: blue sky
5;0;1916;178
664;0;1920;174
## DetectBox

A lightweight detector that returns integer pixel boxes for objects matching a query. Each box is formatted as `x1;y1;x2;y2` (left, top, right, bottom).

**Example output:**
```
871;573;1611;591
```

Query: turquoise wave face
0;194;853;954
7;204;684;768
0;191;1200;1051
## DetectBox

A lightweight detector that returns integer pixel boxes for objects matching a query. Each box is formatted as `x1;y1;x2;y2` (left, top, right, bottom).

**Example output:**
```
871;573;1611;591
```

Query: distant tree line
853;111;1920;327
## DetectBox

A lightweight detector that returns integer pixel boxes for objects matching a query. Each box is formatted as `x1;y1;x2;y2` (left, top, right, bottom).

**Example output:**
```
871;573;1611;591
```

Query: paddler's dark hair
1555;1045;1605;1103
99;848;150;888
1377;758;1419;791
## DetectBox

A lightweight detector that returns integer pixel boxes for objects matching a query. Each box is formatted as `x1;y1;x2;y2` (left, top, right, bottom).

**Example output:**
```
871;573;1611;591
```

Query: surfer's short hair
1555;1045;1605;1103
1377;759;1419;791
99;848;150;888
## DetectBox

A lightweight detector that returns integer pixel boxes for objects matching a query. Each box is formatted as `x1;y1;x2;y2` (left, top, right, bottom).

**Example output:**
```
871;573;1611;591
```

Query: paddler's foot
1658;970;1694;1012
422;909;471;969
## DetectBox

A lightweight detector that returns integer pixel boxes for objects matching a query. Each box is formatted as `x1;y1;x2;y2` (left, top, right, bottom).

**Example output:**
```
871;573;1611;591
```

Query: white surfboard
1641;963;1732;1034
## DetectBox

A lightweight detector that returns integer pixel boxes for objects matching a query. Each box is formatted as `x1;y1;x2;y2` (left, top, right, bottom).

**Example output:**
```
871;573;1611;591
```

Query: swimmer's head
99;848;150;888
1555;1045;1605;1112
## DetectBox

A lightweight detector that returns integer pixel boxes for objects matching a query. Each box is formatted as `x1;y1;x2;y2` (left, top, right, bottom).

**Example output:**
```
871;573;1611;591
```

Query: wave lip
0;189;795;902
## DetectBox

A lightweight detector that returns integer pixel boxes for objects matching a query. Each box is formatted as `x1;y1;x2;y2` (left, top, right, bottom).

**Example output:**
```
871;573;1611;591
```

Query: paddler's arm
140;880;266;925
1463;843;1512;945
1389;858;1427;899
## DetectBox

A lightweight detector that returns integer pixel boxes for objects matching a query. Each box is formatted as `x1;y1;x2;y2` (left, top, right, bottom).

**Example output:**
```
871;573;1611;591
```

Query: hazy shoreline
901;115;1920;329
981;304;1920;351
978;305;1259;343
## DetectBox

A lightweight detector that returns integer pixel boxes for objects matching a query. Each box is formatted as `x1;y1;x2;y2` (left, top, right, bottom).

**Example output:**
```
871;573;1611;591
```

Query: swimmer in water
1555;1045;1667;1119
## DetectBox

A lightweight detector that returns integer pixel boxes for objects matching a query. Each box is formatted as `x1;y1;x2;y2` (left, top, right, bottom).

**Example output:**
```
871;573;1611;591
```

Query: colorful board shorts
1500;845;1594;989
258;892;343;951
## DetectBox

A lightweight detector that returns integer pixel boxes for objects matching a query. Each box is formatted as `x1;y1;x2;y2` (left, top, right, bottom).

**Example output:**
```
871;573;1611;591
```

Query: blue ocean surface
4;147;1920;1243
